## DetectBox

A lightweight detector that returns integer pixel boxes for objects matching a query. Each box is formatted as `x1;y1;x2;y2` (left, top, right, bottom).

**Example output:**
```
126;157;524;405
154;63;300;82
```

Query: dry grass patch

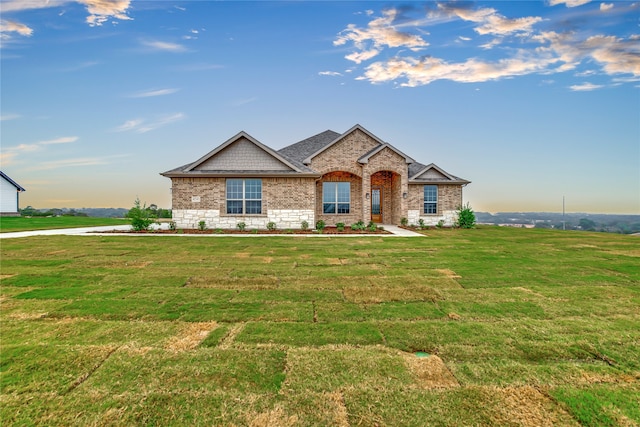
249;406;298;427
486;385;579;427
402;353;460;389
164;321;218;352
436;268;461;279
218;322;246;349
185;276;279;290
343;286;443;304
235;252;251;258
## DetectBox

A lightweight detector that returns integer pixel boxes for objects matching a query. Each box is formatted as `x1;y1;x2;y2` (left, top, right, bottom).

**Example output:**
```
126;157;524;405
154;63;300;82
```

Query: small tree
456;203;476;229
127;198;156;231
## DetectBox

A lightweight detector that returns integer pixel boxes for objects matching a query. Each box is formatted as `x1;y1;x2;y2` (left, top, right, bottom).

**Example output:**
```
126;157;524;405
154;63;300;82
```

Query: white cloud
437;4;542;37
339;3;639;89
569;82;604;91
458;36;471;41
39;136;78;145
359;53;560;87
345;49;381;64
78;0;132;27
548;0;591;7
128;88;179;98
141;39;187;53
319;71;342;76
0;1;132;27
335;8;428;63
115;113;185;133
600;3;614;11
0;20;33;37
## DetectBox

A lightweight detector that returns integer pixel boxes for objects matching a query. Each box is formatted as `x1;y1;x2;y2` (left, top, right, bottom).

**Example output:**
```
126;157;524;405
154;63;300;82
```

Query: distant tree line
476;212;640;235
20;206;171;219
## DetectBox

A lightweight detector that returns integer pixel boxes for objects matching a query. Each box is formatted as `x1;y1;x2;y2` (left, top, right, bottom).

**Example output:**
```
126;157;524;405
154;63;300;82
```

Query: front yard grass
1;227;638;425
0;216;127;233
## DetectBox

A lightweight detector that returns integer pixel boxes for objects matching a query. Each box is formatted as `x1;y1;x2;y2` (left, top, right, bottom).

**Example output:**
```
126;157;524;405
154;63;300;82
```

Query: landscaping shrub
198;220;207;231
126;198;157;231
456;203;476;229
267;222;277;231
237;222;246;231
336;222;345;232
315;220;326;232
301;220;309;231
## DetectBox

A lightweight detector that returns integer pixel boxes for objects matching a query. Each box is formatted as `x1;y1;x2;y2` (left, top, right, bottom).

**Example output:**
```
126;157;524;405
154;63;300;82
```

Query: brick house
161;124;470;229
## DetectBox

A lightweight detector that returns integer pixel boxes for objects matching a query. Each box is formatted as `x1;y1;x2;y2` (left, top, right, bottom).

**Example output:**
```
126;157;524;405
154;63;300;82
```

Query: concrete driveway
0;224;423;239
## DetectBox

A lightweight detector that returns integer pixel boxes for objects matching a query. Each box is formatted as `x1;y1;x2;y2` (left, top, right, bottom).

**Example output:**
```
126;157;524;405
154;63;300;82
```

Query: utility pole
562;196;566;231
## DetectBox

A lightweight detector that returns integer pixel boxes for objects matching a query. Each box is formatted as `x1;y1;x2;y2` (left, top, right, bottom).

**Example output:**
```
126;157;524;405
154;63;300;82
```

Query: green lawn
0;216;128;233
1;227;638;426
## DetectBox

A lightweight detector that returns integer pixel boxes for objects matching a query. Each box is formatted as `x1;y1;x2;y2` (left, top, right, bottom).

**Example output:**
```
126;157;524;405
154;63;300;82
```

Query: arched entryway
370;170;401;224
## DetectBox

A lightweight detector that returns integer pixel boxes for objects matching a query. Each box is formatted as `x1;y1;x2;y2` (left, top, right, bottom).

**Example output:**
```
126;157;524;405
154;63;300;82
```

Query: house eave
160;171;321;179
409;179;471;185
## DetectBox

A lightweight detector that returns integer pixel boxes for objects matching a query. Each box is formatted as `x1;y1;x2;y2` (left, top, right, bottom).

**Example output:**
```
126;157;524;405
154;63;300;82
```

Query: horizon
1;1;638;214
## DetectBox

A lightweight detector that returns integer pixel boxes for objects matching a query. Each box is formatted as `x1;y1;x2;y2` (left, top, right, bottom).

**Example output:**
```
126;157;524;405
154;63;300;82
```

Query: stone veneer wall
171;176;315;229
407;184;463;226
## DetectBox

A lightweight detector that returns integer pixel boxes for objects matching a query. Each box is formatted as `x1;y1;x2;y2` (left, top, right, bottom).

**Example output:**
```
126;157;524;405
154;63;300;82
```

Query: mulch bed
99;227;390;235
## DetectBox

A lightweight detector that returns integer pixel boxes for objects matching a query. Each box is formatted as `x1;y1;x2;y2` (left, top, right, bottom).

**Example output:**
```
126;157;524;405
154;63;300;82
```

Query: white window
323;182;350;214
227;179;262;214
424;185;437;214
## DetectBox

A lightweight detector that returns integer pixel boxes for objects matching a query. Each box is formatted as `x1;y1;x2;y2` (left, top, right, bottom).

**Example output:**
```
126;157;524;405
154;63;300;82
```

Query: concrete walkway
0;224;424;239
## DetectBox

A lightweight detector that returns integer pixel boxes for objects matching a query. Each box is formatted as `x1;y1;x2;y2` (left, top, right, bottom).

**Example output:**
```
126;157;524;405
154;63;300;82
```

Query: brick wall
309;129;379;176
315;171;362;226
407;183;463;226
171;176;316;228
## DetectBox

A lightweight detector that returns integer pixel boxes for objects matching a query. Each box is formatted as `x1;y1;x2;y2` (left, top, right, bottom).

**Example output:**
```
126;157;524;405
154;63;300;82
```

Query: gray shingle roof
277;130;341;165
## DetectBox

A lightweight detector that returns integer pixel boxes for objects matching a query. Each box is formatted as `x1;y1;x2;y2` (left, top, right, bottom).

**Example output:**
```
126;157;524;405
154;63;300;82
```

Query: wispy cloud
0;113;21;121
29;155;129;171
569;82;604;91
140;39;187;53
0;20;33;37
549;0;592;7
39;136;79;145
114;113;185;133
232;98;257;107
128;88;179;98
319;71;342;77
0;0;132;44
0;135;78;165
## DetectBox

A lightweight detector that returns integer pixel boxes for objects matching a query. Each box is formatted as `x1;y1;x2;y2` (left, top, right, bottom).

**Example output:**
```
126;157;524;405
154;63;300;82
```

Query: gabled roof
277;130;340;166
161;131;319;177
302;124;385;165
409;163;470;184
186;131;302;172
0;171;25;191
358;143;415;165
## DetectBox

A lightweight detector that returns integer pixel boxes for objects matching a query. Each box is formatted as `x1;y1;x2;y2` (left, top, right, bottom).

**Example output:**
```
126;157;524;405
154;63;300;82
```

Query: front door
371;187;382;223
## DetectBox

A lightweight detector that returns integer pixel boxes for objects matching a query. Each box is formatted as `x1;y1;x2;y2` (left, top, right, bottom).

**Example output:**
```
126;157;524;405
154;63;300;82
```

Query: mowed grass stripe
1;228;638;426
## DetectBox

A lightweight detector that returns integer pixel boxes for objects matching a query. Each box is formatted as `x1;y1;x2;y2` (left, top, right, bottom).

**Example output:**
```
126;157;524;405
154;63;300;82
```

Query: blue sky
1;0;638;214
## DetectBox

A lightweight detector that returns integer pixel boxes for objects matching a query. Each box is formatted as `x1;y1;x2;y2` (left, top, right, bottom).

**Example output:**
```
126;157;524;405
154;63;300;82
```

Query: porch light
403;192;407;199
365;192;369;200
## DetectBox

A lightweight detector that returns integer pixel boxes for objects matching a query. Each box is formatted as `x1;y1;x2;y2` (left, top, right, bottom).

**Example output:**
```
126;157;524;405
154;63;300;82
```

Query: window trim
322;181;350;215
423;185;438;215
226;178;262;215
